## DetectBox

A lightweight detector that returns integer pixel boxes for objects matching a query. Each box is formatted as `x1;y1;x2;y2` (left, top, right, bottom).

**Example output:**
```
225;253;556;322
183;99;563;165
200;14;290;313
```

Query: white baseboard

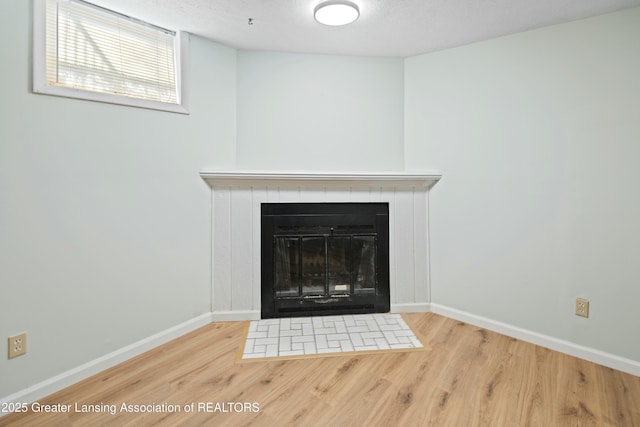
211;310;260;322
430;303;640;378
211;307;433;321
0;313;213;412
210;307;433;320
391;302;431;313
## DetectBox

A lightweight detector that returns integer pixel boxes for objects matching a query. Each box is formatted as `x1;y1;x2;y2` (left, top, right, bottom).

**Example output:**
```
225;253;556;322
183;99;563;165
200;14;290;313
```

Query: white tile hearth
241;313;424;360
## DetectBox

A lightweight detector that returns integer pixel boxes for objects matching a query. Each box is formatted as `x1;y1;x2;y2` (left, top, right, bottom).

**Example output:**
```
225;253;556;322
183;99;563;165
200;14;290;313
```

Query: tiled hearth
241;313;423;359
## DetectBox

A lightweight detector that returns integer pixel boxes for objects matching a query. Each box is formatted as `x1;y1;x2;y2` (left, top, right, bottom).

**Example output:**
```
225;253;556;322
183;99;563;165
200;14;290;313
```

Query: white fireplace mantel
200;170;441;189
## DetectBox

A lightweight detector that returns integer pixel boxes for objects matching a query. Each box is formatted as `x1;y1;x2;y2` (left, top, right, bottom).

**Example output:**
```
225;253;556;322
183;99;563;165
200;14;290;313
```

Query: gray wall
236;51;405;171
0;1;236;396
405;7;640;361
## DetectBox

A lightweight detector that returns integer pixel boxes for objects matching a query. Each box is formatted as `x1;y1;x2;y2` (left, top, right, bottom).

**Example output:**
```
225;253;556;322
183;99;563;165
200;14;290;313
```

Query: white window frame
33;0;189;114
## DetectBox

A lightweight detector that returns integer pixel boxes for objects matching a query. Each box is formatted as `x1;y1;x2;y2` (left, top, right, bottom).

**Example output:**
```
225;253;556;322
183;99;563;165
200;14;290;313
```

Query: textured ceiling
90;0;640;57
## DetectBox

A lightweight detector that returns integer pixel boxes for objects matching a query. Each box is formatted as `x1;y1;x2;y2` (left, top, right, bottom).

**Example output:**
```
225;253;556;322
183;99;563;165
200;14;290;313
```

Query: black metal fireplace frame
261;202;390;318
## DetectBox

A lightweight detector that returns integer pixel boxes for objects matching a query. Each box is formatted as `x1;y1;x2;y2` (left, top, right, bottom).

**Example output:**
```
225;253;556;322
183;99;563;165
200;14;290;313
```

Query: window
33;0;188;114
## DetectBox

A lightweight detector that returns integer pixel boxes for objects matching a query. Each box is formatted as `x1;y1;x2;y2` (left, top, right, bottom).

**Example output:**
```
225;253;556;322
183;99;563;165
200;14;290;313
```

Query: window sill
32;82;189;115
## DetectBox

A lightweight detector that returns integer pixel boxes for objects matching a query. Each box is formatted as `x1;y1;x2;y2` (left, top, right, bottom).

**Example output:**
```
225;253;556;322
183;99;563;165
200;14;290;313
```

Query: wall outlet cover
8;332;27;359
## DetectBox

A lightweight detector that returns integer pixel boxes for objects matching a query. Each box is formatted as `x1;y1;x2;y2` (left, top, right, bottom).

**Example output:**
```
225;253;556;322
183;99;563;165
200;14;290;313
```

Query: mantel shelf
199;170;442;189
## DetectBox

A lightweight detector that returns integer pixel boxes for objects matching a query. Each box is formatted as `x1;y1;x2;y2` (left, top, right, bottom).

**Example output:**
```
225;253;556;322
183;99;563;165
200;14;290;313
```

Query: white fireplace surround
200;171;441;321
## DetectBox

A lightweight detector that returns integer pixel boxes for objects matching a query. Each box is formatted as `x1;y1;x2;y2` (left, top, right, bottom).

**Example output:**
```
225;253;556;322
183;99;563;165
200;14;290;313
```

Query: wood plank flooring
2;313;639;426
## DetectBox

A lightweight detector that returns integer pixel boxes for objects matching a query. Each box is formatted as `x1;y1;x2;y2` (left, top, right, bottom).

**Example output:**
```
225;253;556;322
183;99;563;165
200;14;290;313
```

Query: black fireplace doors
261;203;390;318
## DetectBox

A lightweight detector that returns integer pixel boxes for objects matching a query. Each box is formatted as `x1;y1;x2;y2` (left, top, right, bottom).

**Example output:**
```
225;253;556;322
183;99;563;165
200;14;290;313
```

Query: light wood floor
2;313;639;426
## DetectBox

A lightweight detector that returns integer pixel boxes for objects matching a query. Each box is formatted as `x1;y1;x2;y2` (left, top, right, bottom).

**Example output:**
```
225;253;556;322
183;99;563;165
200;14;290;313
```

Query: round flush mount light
314;1;360;26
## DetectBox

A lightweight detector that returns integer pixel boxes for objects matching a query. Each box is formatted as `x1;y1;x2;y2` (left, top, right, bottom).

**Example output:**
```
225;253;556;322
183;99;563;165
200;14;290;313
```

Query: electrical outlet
8;333;27;359
575;298;589;318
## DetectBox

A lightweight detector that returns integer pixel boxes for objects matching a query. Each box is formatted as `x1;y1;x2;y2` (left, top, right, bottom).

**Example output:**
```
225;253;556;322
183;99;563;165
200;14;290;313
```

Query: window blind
45;0;178;104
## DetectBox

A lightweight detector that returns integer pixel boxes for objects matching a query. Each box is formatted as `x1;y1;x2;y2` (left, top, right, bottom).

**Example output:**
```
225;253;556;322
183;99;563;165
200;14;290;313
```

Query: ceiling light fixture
314;1;360;26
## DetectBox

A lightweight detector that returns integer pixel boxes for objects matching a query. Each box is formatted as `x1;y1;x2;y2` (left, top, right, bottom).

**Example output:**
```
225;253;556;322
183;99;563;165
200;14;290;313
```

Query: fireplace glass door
274;235;376;299
262;203;389;318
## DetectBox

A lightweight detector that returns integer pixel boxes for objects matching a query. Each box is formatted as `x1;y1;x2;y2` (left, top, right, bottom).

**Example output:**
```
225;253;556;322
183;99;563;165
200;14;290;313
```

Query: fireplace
261;202;390;318
200;170;440;321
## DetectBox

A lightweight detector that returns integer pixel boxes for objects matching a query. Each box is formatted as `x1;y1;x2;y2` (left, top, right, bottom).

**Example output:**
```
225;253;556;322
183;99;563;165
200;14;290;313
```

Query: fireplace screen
262;203;389;318
274;235;376;298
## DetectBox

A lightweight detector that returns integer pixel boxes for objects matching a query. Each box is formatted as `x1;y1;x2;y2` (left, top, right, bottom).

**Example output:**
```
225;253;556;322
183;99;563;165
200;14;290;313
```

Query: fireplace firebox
261;203;390;318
